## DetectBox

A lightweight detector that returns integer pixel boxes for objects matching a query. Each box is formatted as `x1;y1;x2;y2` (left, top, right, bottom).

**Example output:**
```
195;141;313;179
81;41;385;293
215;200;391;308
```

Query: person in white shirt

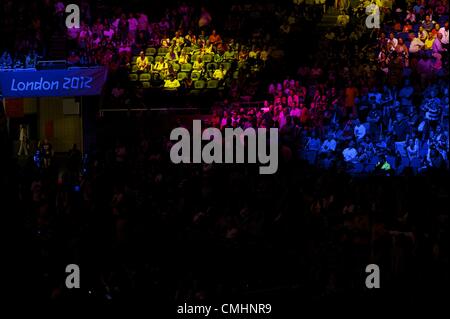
409;33;424;53
320;136;337;153
343;141;358;162
354;120;366;140
438;21;449;45
18;125;28;157
387;32;398;51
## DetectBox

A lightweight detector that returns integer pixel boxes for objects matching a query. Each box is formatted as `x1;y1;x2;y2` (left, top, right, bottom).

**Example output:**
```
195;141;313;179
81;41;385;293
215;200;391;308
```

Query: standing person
68;144;82;173
17;125;29;157
41;139;53;168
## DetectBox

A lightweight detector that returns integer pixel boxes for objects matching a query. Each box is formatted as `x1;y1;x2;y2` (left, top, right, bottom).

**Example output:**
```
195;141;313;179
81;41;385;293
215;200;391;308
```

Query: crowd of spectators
61;2;274;94
2;0;449;306
0;50;41;69
208;0;449;175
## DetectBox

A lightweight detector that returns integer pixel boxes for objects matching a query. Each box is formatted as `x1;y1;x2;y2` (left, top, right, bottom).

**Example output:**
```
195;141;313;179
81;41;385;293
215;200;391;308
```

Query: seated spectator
193;57;204;72
164;74;181;90
342;141;358;163
183;73;193;90
409;32;424;53
161;34;171;48
136;50;150;72
103;24;115;40
306;131;321;152
406;138;419;161
354;119;366;140
165;47;179;62
337;11;350;27
178;50;189;64
375;155;392;172
152;56;169;78
209;30;222;45
438;21;449;47
213;65;226;80
185;30;197;46
403;21;413;32
432;33;447;54
320;135;337;154
431;23;441;37
387;32;398;51
224;47;236;60
25;51;38;68
421;15;435;32
204;40;214;54
418;26;428;42
0;51;13;68
424;33;436;50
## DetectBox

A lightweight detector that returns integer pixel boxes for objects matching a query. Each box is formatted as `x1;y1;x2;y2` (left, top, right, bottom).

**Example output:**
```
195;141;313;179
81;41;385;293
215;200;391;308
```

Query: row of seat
132;52;234;64
128;78;224;90
130;69;238;81
129;72;231;88
141;46;232;58
131;61;232;73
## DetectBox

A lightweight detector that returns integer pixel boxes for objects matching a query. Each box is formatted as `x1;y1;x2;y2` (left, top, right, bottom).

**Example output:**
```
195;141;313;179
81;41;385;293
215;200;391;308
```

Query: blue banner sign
0;67;108;97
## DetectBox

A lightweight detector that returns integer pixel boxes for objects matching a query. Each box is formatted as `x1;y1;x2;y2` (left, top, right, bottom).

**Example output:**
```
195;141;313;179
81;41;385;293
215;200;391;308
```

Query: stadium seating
177;72;187;81
139;73;151;81
190;71;201;81
194;80;206;89
203;54;213;63
181;63;192;72
146;47;156;56
157;47;169;56
142;81;151;88
207;62;218;71
207;79;219;89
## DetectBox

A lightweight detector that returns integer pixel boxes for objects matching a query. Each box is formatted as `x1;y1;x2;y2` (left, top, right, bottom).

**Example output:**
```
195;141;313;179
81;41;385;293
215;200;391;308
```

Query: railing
233;100;266;109
99;107;202;116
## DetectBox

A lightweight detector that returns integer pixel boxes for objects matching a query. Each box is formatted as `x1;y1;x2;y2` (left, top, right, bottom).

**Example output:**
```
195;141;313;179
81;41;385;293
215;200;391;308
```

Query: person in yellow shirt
160;34;170;48
164;75;181;90
213;65;226;80
136;51;149;72
178;50;189;64
185;30;197;46
204;40;214;54
223;47;236;60
424;33;435;50
165;47;179;63
152;56;169;79
172;31;185;47
193;57;204;72
248;46;259;60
